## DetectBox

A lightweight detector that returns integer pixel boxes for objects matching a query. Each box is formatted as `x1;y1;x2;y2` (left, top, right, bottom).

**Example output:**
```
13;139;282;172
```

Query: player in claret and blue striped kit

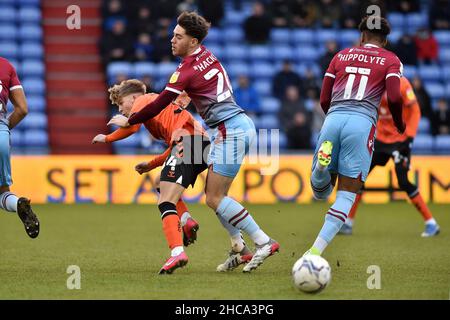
304;16;405;256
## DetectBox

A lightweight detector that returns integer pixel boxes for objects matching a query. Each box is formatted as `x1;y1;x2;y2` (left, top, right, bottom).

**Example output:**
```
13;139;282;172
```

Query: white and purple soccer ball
292;255;331;293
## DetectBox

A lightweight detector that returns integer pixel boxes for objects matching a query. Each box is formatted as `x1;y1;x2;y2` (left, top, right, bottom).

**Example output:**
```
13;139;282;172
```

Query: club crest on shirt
169;71;180;84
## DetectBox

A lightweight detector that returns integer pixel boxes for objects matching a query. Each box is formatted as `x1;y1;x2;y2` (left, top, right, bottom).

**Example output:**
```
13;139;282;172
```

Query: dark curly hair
177;11;211;43
358;16;391;43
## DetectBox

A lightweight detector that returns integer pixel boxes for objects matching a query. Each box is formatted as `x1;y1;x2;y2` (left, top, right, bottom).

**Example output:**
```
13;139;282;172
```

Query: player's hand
91;134;106;144
135;162;151;175
108;114;130;127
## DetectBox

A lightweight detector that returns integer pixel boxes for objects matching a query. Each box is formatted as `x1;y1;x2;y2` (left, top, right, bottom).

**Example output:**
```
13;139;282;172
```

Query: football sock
316;191;356;253
230;233;245;253
176;199;191;226
171;246;184;257
216;196;270;245
409;193;434;222
311;238;328;255
346;192;362;223
310;164;333;200
159;202;183;250
0;192;18;213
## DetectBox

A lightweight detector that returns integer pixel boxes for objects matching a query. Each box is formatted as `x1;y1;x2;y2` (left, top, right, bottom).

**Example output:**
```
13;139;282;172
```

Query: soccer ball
292;255;331;293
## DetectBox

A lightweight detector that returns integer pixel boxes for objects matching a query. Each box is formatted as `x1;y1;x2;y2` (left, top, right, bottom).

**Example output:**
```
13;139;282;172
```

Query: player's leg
306;115;374;255
393;146;440;237
310;115;342;200
206;113;278;272
0;130;39;238
155;172;199;246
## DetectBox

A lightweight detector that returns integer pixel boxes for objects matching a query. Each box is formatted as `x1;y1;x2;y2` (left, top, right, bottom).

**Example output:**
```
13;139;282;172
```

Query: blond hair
108;79;146;106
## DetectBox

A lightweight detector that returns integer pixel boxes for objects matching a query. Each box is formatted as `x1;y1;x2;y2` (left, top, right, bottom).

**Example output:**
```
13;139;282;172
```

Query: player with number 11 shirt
109;11;279;273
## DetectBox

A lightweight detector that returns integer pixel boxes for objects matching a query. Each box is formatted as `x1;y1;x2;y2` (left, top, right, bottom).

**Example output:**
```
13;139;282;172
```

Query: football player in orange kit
92;79;210;273
339;76;440;237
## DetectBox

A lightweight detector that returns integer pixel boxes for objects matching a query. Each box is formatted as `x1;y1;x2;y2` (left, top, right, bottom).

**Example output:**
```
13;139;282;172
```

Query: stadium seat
20;42;44;59
294;46;317;63
113;134;141;148
10;130;23;147
157;62;178;79
434;31;450;46
296;63;321;77
387;30;403;44
443;66;450;82
107;62;133;78
19;24;42;40
434;135;450;153
21;60;45;77
0;24;17;40
205;44;224;60
249;62;275;79
22;78;45;95
406;13;428;33
257;114;280;129
402;64;417;79
418;118;430;134
224;44;248;61
0;6;16;22
271;45;294;62
206;27;221;43
21;112;47;130
278;131;287;149
18;0;41;5
253;79;272;97
249;45;271;61
270;29;291;44
224;10;247;25
18;6;41;23
292;29;314;45
387;13;405;30
412;134;433;152
260;97;281;114
223;27;244;43
0;42;19;59
225;61;249;79
27;95;46;112
338;30;359;48
133;62;156;78
439;47;450;63
446;83;450;98
424;82;445;99
315;30;337;45
418;65;442;81
23;129;48;147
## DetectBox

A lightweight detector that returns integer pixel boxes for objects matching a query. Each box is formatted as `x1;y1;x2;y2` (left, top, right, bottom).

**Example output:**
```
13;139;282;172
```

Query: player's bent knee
205;194;223;211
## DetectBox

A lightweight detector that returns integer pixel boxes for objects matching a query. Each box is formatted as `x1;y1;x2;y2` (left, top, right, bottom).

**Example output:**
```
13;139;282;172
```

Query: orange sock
176;199;189;220
348;193;362;220
410;193;433;221
162;214;183;249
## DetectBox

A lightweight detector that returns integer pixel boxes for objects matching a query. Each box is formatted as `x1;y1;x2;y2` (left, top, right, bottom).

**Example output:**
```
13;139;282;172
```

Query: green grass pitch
0;203;449;299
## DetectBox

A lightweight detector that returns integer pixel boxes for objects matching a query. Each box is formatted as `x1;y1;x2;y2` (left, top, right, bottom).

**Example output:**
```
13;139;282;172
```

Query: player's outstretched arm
128;90;178;125
92;122;140;144
386;76;405;134
8;88;28;130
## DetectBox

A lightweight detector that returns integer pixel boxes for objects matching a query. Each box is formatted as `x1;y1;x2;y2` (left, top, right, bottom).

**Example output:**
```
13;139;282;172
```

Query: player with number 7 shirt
302;16;405;257
108;11;279;273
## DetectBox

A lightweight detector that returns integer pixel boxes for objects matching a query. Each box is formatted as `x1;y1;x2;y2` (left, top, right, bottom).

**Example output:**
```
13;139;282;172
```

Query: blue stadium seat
156;62;178;79
0;42;19;59
296;63;321;77
412;134;433;152
223;27;244;43
292;29;314;44
249;45;271;61
278;131;287;149
22;78;45;95
434;134;450;153
388;30;403;43
113;134;141;148
19;24;42;40
133;62;156;78
205;44;224;60
10;130;23;147
0;6;16;22
257;114;279;129
270;29;291;44
23;129;48;147
0;24;17;40
439;47;450;63
18;6;41;23
271;45;294;62
402;64;417;79
424;82;445;99
249;62;275;79
294;46;317;62
315;30;337;45
253;79;272;97
20;42;43;59
443;66;450;82
406;13;428;33
260;97;280;114
21;60;44;77
107;62;133;78
224;10;247;25
418;65;442;81
18;0;41;5
21;112;47;129
446;83;450;98
434;31;450;46
338;30;359;48
224;44;248;61
387;13;406;30
206;27;221;43
418;118;430;134
225;61;249;79
27;95;46;112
